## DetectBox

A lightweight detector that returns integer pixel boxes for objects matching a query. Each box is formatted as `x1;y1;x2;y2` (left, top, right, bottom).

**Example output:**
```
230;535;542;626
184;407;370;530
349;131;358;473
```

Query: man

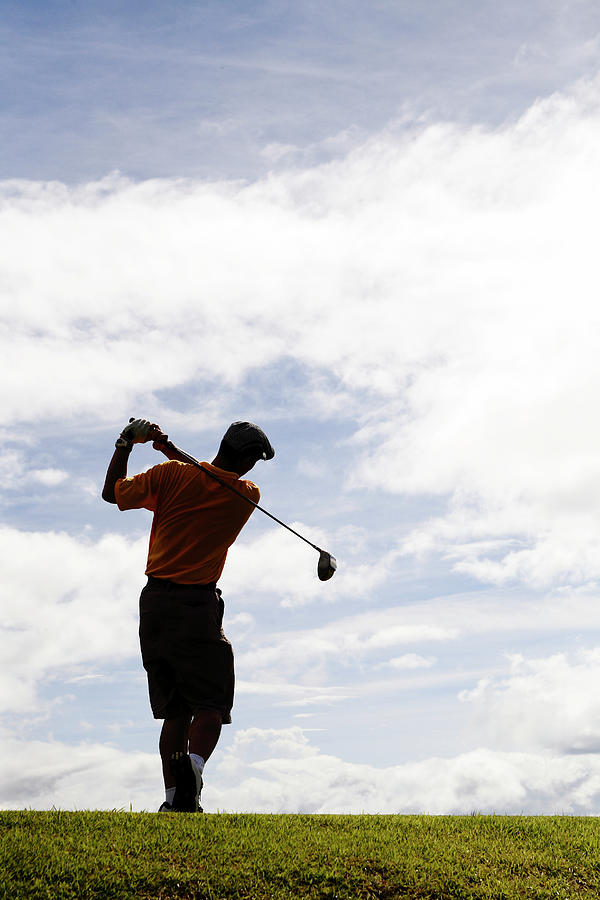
102;417;274;812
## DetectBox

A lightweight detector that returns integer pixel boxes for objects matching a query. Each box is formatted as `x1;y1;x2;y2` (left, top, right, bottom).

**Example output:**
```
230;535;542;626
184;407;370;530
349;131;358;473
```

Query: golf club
124;420;337;581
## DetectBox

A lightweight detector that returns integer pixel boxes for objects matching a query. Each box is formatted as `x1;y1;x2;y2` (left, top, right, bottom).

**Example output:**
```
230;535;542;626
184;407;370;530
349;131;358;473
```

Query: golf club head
317;550;337;581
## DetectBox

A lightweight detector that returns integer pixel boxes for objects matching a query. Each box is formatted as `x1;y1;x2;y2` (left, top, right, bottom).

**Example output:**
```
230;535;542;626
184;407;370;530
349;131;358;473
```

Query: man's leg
188;708;222;761
159;714;191;788
159;710;221;784
164;709;222;812
184;710;223;810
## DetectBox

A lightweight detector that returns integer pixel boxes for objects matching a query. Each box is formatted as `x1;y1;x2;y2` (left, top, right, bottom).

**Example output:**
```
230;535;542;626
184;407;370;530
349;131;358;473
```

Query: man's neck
211;454;242;475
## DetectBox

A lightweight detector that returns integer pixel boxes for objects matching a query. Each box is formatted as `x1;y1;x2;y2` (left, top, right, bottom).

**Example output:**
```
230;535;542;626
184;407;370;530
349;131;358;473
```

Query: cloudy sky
3;0;600;814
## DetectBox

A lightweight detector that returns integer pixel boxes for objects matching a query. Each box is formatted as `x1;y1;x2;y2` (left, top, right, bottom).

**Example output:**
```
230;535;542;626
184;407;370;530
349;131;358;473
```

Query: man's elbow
102;487;117;504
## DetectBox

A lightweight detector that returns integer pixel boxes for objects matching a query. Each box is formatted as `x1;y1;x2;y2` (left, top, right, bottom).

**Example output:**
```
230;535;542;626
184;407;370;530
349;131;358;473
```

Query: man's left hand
117;418;155;447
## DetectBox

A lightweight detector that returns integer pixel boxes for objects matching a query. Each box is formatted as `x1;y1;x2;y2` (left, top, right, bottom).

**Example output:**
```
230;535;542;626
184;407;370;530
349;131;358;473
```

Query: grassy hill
2;811;600;898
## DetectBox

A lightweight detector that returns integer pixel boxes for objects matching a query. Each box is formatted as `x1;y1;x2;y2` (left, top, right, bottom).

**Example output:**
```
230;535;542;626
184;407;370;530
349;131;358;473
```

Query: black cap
222;421;275;460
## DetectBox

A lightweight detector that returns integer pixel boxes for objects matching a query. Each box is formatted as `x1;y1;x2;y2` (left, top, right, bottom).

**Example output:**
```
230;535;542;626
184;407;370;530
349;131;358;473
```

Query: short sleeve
115;466;162;511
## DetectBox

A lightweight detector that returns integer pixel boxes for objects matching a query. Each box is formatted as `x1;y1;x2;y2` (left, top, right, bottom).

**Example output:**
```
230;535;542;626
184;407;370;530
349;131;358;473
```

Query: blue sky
3;0;600;813
4;0;600;180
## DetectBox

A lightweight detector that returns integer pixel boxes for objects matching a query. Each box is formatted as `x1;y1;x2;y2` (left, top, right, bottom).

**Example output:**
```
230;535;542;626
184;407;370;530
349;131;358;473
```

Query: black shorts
139;575;234;723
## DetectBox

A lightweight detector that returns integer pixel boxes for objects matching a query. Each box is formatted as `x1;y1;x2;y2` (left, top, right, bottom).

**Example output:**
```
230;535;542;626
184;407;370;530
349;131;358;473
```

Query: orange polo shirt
115;460;259;584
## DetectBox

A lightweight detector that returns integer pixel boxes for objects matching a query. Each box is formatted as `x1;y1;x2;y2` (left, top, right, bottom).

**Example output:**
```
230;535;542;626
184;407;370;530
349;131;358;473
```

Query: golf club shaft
159;440;324;554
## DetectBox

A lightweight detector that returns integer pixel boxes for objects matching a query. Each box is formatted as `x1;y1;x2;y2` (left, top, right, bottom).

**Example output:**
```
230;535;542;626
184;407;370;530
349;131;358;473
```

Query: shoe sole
170;752;202;812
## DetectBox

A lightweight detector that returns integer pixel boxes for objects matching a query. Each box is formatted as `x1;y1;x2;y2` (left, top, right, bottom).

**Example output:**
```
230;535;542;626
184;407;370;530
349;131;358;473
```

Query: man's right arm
102;445;133;504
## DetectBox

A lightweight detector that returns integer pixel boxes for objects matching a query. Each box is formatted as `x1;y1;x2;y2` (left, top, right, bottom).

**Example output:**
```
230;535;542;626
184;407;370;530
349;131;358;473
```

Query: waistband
146;574;217;591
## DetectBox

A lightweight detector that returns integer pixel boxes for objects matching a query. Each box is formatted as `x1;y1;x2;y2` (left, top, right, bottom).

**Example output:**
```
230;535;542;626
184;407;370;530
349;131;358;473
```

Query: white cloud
221;525;395;608
3;75;600;591
379;654;436;671
234;602;460;684
460;648;600;754
0;451;23;483
29;468;68;486
236;681;355;710
0;526;147;714
0;733;157;811
401;499;600;588
5;726;600;815
0;451;76;492
232;584;600;691
210;726;600;814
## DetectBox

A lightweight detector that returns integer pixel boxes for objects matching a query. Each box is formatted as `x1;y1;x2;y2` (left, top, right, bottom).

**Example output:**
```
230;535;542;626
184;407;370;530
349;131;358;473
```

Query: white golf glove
115;418;153;448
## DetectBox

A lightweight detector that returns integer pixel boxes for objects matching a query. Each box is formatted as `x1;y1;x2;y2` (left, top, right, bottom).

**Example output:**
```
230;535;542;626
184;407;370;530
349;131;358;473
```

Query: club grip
125;417;167;444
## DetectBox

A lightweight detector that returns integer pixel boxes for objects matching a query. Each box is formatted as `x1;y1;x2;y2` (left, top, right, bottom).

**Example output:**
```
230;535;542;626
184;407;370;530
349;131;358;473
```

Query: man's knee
164;712;192;726
192;707;223;724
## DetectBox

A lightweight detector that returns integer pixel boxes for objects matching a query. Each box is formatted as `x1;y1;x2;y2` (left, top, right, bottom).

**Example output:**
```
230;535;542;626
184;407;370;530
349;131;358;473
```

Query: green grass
2;812;600;899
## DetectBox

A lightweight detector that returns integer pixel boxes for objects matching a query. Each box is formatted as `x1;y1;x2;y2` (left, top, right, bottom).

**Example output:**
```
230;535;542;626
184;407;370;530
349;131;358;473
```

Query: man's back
115;459;260;583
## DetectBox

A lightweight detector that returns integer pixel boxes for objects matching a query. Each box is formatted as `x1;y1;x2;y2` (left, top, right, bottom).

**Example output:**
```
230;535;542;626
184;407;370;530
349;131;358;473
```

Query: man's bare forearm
102;445;133;504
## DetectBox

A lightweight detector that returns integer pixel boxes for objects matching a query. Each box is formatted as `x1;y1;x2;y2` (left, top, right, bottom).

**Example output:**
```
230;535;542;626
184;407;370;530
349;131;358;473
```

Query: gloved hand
116;418;154;448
